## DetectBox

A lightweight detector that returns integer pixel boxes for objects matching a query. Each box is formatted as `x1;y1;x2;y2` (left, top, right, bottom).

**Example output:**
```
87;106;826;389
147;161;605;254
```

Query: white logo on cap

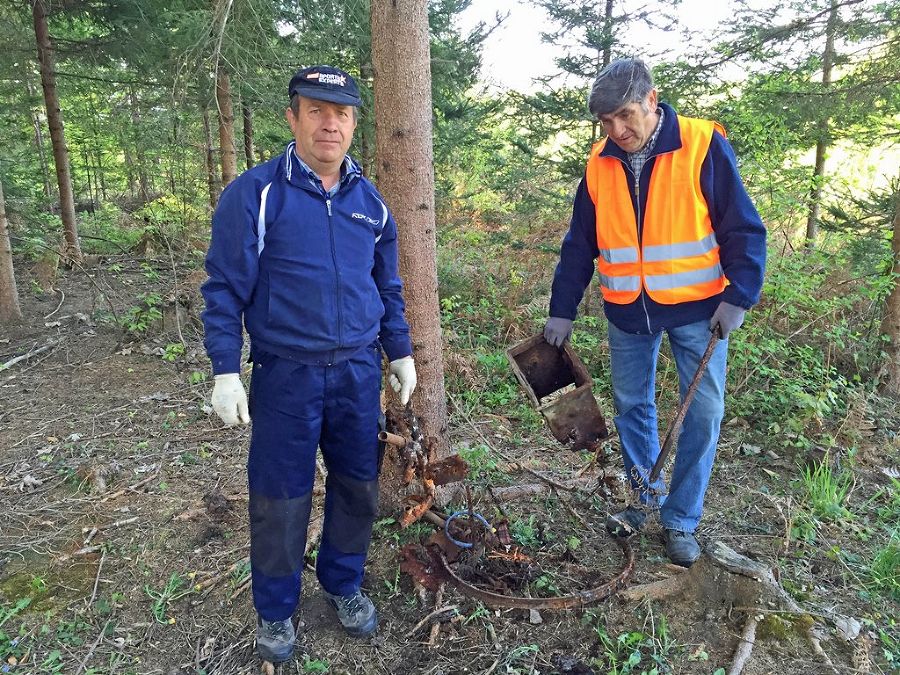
305;71;347;86
318;73;346;86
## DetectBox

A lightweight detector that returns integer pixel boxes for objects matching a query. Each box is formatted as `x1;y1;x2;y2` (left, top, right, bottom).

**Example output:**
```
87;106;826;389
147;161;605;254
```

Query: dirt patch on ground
0;261;896;674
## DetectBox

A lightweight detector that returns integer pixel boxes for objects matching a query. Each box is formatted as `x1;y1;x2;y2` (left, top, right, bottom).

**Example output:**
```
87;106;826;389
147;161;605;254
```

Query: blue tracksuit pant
247;343;382;622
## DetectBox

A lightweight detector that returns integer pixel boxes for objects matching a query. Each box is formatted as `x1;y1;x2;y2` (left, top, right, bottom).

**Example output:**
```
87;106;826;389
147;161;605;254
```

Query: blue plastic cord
444;510;493;549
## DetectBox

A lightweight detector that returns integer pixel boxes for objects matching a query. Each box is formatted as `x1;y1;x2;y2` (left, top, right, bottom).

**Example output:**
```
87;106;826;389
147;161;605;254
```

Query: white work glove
210;373;249;425
388;356;417;405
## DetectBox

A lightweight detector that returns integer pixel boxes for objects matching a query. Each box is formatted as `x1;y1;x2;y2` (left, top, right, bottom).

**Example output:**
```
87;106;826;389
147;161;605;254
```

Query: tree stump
623;541;838;675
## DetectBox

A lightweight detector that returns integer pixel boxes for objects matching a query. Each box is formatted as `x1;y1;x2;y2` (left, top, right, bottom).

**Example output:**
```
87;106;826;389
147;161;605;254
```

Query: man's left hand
389;356;417;405
710;301;746;338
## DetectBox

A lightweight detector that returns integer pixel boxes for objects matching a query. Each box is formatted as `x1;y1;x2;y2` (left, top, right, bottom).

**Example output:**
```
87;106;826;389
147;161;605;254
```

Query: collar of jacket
598;101;683;162
280;141;362;192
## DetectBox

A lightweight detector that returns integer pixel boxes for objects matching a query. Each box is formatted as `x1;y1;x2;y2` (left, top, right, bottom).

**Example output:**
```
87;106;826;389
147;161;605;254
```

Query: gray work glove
710;301;746;338
211;373;250;425
543;317;574;347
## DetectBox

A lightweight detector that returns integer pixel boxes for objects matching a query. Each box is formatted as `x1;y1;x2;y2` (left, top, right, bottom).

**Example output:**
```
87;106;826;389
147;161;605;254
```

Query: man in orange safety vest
544;58;766;567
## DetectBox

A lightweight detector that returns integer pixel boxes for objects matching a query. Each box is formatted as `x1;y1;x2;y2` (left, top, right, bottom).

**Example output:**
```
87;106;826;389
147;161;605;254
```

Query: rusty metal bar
378;430;407;449
649;329;720;484
429;537;635;609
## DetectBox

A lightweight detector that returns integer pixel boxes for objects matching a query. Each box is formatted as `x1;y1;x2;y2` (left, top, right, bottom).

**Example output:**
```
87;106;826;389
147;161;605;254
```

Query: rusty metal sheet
425;455;469;486
399;544;447;592
542;384;609;448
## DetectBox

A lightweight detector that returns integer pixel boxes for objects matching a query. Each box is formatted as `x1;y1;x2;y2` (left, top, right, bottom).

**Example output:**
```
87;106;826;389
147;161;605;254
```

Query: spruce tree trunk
881;188;900;395
805;0;838;247
0;178;23;324
123;141;136;199
371;0;449;489
32;0;81;262
82;148;95;210
216;69;238;187
129;88;150;203
602;0;614;68
242;97;255;169
23;65;52;202
202;103;221;210
86;93;107;202
95;148;107;202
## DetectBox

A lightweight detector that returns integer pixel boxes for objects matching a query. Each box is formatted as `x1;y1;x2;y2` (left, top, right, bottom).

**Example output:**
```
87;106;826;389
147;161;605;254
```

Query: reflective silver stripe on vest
643;232;718;263
600;274;641;291
599;246;639;264
644;263;724;291
257;182;273;256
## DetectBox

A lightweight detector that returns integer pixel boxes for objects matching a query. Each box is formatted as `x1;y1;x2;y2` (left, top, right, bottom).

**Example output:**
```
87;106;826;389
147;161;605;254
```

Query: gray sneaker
605;506;647;538
323;590;378;637
664;529;701;567
256;616;295;664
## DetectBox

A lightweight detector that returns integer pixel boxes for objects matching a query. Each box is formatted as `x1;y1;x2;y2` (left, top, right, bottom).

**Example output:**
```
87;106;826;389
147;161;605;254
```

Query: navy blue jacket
201;143;412;375
549;102;767;334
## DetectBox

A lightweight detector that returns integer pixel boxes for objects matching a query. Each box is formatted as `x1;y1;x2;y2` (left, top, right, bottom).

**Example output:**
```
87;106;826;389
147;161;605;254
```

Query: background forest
0;0;898;674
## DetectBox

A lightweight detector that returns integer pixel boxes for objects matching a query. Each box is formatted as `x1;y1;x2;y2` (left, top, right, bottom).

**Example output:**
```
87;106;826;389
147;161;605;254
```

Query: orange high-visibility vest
586;115;727;305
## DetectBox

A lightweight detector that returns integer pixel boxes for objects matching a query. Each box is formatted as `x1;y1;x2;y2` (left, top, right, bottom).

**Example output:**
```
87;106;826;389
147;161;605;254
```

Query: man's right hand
211;373;249;425
543;317;574;347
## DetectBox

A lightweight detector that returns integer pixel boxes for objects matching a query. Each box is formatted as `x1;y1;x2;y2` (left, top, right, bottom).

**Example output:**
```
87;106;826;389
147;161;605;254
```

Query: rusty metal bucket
506;334;609;449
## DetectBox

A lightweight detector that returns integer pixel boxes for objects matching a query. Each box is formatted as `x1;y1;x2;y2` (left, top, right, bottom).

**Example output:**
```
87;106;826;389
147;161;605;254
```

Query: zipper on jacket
616;156;653;335
326;197;344;350
633;169;652;334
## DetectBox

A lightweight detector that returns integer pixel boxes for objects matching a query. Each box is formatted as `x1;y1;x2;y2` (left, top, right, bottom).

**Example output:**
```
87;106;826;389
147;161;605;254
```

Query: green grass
591;614;676;674
869;534;900;601
143;573;194;624
801;459;852;521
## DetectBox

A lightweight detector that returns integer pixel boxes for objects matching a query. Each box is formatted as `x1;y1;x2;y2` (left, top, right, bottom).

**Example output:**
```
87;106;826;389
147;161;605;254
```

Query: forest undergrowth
0;200;897;674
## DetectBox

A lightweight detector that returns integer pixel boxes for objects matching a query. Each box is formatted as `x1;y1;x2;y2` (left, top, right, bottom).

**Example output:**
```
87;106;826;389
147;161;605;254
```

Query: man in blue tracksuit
544;59;766;567
201;65;417;663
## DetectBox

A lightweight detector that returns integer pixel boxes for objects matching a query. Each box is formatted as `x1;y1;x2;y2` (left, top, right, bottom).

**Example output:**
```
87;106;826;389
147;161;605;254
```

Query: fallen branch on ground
1;339;62;371
99;472;158;503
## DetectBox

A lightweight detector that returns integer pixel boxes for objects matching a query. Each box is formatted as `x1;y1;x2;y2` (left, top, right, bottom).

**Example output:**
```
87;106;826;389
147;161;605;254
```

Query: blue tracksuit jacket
549;102;767;334
201;143;412;374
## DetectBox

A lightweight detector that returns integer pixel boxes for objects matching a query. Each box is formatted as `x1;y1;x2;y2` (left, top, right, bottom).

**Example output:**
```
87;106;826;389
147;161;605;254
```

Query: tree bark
602;0;614;68
23;63;53;202
371;0;450;474
880;186;900;395
81;147;95;211
202;103;221;210
216;69;238;187
0;177;23;324
32;0;81;262
242;96;255;170
589;0;614;148
85;92;106;202
805;0;838;247
129;87;150;203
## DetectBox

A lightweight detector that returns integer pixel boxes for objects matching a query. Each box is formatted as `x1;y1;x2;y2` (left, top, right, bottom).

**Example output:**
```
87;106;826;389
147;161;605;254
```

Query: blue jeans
607;319;728;532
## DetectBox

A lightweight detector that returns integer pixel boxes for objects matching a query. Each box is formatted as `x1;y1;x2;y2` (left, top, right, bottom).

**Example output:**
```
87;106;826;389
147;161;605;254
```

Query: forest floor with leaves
0;257;898;675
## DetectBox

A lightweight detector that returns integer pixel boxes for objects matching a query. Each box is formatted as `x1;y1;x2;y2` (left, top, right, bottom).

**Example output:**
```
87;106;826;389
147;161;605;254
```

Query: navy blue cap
288;65;362;106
